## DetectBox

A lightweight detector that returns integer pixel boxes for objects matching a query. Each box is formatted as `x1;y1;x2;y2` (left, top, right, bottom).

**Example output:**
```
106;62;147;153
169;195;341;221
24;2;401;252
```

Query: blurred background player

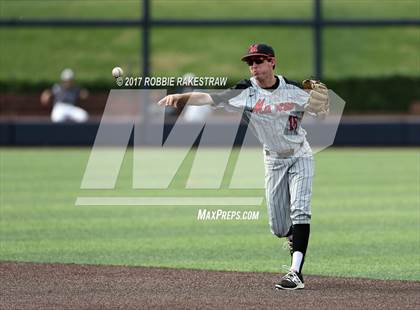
40;68;89;123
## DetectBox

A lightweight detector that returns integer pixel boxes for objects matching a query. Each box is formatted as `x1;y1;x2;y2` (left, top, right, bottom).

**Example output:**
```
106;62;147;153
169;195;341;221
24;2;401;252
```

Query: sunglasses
246;58;270;66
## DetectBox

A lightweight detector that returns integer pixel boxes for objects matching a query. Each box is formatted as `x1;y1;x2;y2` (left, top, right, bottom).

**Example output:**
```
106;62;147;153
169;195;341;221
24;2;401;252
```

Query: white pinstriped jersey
210;75;310;153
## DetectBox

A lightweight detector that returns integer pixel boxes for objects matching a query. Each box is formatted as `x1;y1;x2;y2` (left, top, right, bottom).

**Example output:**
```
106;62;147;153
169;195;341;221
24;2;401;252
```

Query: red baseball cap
241;43;275;61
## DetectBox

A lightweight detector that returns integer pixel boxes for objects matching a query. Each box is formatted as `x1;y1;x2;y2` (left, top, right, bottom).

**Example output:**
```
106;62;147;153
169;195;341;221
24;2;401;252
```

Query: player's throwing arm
158;92;213;108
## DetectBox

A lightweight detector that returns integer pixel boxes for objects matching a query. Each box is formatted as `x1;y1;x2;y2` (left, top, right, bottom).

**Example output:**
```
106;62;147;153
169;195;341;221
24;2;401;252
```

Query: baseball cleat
275;270;304;290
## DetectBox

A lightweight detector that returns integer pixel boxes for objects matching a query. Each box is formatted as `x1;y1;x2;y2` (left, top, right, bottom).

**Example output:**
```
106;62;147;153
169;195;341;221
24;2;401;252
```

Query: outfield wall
1;118;419;146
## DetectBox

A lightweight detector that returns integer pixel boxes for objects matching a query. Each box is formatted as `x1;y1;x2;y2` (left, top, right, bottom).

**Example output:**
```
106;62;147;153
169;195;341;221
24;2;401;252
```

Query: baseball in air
112;67;123;78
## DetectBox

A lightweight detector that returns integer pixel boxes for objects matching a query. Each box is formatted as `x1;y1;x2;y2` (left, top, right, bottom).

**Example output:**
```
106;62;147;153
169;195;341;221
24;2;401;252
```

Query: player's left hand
302;79;329;115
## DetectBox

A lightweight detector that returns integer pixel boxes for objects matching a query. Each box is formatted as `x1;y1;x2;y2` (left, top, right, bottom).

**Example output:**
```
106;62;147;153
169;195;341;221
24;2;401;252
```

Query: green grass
0;147;419;281
0;0;419;82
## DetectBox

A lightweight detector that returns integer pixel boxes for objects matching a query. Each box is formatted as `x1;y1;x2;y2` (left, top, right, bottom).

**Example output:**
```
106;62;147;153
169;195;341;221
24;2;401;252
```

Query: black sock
291;224;310;273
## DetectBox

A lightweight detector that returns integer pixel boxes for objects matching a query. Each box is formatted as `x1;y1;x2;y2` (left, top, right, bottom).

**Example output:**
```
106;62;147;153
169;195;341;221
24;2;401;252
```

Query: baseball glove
302;79;329;116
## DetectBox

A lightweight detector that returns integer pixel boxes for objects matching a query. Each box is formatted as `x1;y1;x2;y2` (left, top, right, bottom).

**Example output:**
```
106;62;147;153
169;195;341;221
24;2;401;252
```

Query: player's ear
271;58;276;70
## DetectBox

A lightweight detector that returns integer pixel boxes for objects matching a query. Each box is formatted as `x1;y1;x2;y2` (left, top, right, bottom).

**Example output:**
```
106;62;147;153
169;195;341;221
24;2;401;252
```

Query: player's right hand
158;94;183;108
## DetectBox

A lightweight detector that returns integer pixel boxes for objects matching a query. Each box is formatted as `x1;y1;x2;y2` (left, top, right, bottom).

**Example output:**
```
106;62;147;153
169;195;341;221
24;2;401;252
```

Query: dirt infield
1;262;419;309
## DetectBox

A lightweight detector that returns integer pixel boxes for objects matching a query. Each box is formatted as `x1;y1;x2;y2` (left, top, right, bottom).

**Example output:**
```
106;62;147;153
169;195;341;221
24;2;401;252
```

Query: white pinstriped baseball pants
264;150;314;238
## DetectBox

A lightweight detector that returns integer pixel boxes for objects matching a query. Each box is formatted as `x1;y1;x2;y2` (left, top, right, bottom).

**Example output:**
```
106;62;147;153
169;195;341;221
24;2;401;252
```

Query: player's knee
73;109;89;123
269;223;289;238
291;212;311;225
51;112;65;123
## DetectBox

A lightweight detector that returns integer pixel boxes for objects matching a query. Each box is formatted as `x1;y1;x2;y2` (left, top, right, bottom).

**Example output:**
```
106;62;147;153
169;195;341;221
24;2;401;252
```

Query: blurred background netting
1;0;418;82
0;0;419;121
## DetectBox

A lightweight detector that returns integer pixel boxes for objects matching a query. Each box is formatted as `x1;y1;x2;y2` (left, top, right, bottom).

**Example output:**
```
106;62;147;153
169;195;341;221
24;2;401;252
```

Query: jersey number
288;116;298;131
283;115;300;136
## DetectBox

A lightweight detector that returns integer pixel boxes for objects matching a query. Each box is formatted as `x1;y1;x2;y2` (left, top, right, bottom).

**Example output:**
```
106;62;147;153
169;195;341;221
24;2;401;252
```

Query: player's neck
255;75;277;88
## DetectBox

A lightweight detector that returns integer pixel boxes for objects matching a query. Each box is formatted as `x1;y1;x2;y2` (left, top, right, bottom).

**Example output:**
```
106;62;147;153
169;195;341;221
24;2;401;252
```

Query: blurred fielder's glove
302;79;329;116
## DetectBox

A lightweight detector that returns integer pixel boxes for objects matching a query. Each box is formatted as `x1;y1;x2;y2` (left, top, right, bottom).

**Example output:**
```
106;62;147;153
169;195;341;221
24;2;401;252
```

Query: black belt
264;149;295;158
264;142;304;158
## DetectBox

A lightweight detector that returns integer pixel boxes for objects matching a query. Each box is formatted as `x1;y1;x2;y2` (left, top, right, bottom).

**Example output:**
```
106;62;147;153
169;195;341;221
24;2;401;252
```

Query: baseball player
158;43;329;290
40;68;89;123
